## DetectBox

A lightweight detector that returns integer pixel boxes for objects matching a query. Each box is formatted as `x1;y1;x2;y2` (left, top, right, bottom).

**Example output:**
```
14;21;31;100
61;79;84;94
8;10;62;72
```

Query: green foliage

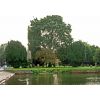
28;18;42;58
5;40;27;68
28;15;99;67
59;40;94;66
90;45;99;64
28;15;73;61
57;47;69;65
6;67;100;74
40;15;73;49
0;15;98;68
35;48;57;66
68;41;85;66
94;48;100;65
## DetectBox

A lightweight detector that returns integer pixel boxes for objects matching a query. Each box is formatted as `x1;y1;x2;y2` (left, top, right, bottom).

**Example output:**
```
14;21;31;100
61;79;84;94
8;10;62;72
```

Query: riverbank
6;66;100;74
0;71;15;84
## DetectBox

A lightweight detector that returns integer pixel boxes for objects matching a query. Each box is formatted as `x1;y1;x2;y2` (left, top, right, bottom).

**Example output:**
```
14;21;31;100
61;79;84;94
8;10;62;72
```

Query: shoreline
0;71;15;85
6;67;100;74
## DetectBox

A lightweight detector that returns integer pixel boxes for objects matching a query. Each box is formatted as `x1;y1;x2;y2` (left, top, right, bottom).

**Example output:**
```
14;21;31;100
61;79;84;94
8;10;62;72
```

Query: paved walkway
0;71;15;84
0;68;4;71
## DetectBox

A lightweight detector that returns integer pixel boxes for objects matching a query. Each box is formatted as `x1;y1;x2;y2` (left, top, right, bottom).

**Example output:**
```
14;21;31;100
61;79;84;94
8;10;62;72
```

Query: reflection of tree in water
53;74;59;85
86;77;100;85
26;78;29;85
18;78;29;85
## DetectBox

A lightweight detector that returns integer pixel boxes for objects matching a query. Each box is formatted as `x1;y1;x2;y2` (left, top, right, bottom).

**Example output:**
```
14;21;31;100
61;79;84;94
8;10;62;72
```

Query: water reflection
53;74;59;85
26;78;29;85
5;73;100;85
18;78;29;85
86;77;100;85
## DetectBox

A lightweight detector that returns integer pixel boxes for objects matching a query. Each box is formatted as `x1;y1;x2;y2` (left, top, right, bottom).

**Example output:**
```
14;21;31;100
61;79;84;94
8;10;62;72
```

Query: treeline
0;15;100;68
28;15;100;67
58;40;99;66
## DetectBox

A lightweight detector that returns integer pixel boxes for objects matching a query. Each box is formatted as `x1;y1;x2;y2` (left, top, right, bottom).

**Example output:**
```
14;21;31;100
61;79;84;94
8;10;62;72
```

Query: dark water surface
5;73;100;85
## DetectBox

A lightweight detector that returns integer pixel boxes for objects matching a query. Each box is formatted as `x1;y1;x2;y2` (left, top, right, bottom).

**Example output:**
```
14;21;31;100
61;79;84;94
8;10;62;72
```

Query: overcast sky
0;0;100;48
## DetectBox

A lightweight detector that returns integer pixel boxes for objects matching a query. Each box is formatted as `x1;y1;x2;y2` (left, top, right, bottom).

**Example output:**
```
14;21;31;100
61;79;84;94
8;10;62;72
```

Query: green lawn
6;66;100;73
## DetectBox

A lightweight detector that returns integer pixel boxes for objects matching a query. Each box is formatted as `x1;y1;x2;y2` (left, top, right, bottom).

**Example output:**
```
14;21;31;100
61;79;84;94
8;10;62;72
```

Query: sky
0;0;100;48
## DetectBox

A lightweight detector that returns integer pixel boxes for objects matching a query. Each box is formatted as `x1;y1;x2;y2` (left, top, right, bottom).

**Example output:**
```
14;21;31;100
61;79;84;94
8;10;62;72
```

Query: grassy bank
6;66;100;74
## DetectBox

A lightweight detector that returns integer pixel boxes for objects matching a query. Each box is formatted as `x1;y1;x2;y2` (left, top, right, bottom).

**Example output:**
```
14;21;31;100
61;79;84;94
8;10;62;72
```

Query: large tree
5;40;27;68
66;41;93;66
40;15;73;50
28;15;73;61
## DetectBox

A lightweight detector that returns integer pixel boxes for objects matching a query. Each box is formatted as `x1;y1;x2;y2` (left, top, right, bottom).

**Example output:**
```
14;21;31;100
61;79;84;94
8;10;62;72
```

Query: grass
6;66;100;74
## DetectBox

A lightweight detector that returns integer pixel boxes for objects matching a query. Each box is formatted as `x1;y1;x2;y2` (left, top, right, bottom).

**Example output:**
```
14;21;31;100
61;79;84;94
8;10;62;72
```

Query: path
0;71;15;85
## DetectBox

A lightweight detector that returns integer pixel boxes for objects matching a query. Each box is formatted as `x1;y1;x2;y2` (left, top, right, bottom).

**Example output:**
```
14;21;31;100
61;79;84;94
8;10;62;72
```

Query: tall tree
40;15;73;50
66;41;93;66
28;18;42;58
28;15;73;62
5;40;27;68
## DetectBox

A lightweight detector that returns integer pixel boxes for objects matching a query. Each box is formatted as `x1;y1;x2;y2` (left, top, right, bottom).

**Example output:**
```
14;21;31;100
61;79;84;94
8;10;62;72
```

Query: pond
5;73;100;85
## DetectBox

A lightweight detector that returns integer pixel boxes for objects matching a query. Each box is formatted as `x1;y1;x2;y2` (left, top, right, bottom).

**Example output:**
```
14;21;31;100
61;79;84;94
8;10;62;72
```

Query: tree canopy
5;40;27;68
28;15;73;61
35;48;58;67
94;48;100;65
0;15;99;68
58;40;95;66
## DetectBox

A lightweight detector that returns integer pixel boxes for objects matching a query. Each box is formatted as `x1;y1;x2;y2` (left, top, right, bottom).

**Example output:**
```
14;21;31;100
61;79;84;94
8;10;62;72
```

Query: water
5;73;100;85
